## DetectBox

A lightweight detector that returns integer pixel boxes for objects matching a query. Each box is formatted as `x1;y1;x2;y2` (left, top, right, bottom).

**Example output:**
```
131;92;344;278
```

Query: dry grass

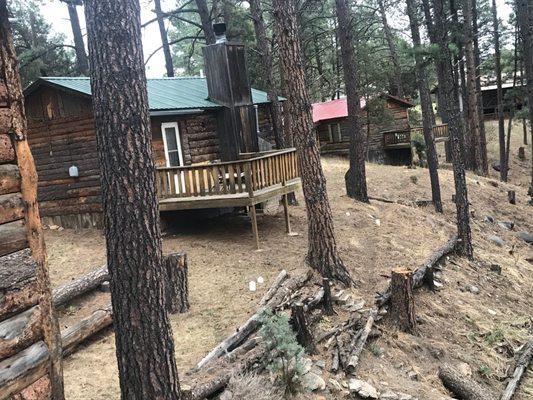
45;119;533;399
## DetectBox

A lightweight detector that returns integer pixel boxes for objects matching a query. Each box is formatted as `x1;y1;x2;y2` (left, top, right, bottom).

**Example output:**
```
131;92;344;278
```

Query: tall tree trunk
273;0;353;286
154;0;174;77
406;0;442;212
65;2;89;75
377;0;404;98
464;0;486;176
249;0;284;149
516;0;533;195
472;0;488;172
492;0;507;180
84;1;182;399
195;0;216;44
431;0;473;258
335;0;369;202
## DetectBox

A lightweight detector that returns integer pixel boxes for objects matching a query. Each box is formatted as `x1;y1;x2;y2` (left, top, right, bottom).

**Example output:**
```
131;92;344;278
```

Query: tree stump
163;253;189;314
518;146;525;160
508;190;516;205
389;268;417;334
290;303;316;354
322;278;334;315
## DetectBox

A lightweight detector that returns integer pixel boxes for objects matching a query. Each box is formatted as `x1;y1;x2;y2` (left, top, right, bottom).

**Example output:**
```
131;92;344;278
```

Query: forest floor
45;120;532;400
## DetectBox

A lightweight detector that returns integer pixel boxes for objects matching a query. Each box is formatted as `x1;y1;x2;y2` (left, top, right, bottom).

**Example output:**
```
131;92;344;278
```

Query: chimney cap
213;23;226;36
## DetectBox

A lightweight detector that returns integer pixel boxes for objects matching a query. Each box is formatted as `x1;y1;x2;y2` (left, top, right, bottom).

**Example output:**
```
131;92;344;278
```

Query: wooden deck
156;149;301;248
383;124;449;149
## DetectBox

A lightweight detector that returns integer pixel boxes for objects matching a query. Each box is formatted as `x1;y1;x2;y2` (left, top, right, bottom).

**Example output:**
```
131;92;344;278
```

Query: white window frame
161;122;184;167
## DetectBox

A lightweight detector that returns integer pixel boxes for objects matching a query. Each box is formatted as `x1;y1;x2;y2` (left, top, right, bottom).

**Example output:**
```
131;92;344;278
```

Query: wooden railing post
243;161;254;198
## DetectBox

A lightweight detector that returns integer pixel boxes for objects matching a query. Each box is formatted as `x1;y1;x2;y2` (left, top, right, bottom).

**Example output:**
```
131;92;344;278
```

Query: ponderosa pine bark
492;0;506;181
154;0;174;77
406;0;442;213
335;0;368;203
273;0;353;286
84;1;182;399
249;0;284;149
61;0;89;75
464;0;486;176
432;0;473;258
377;0;404;98
516;0;533;195
195;0;215;44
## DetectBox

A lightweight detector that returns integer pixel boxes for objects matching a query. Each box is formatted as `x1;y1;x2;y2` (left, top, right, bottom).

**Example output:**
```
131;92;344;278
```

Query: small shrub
369;343;383;357
411;132;426;165
484;328;504;346
258;309;305;396
410;175;418;184
478;364;492;379
224;373;283;400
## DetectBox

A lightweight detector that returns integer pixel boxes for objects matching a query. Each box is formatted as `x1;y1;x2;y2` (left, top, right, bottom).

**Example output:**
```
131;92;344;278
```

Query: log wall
0;5;64;397
316;98;411;164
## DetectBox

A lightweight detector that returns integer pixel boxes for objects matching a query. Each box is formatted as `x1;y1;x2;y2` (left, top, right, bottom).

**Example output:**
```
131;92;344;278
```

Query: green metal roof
25;77;276;111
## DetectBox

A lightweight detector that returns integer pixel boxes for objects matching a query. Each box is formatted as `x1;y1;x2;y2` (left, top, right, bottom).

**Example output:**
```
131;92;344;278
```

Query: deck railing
383;129;411;147
156;148;299;199
409;124;449;140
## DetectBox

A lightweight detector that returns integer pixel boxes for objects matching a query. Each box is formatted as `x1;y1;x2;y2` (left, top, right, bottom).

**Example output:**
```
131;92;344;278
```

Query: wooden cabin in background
312;95;416;165
23;30;300;246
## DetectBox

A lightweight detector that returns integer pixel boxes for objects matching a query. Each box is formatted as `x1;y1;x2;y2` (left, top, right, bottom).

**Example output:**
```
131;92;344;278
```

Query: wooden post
322;278;334;315
282;193;291;234
163;253;189;314
290;302;316;354
507;190;516;205
389;268;417;334
249;205;260;250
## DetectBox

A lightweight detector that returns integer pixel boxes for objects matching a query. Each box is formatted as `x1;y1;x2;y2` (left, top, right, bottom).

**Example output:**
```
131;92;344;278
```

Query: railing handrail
156;148;297;171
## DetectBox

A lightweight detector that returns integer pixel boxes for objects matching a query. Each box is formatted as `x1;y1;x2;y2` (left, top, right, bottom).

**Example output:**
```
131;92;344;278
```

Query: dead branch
500;340;533;400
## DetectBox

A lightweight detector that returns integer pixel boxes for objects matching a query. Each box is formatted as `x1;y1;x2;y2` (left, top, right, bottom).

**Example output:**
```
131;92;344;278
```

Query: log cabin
23;28;300;247
312;95;417;165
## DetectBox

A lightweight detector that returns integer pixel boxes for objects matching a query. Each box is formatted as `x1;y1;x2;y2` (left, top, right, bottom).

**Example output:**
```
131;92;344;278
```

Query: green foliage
411;131;426;165
409;175;418;184
369;343;383;357
478;364;492;379
484;327;505;346
258;309;305;396
9;0;75;86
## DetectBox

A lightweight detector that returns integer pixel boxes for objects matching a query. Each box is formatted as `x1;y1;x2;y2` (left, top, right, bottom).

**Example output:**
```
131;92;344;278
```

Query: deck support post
282;194;291;234
249;205;260;249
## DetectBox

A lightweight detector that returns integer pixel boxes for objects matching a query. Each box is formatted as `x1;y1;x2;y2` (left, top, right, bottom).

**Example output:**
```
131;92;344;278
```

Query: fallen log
438;364;494;400
500;340;533;400
377;234;458;307
345;309;377;374
194;271;311;371
258;270;288;307
52;265;108;308
61;303;113;357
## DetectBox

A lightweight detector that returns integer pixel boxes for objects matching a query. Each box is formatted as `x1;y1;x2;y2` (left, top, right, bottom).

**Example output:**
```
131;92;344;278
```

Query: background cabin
480;82;526;118
23;37;299;238
312;95;415;165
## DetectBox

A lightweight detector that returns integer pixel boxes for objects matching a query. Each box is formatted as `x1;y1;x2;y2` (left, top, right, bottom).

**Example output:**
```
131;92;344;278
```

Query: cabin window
161;122;184;167
327;123;342;142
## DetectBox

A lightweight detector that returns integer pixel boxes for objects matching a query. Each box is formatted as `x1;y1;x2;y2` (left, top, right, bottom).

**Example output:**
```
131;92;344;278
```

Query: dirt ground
45;120;532;399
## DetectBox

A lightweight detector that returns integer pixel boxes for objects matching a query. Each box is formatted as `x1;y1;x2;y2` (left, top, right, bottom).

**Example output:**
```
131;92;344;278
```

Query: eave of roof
23;76;279;113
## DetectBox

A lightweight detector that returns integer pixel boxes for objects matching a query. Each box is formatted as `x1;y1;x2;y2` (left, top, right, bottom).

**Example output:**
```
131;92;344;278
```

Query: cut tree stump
389;268;417;334
518;146;525;160
500;340;533;400
508;190;516;205
290;302;316;354
163;253;189;314
438;364;494;400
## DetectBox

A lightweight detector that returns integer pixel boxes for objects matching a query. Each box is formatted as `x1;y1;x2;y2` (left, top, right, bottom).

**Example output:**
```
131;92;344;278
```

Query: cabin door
161;122;184;167
161;122;185;193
